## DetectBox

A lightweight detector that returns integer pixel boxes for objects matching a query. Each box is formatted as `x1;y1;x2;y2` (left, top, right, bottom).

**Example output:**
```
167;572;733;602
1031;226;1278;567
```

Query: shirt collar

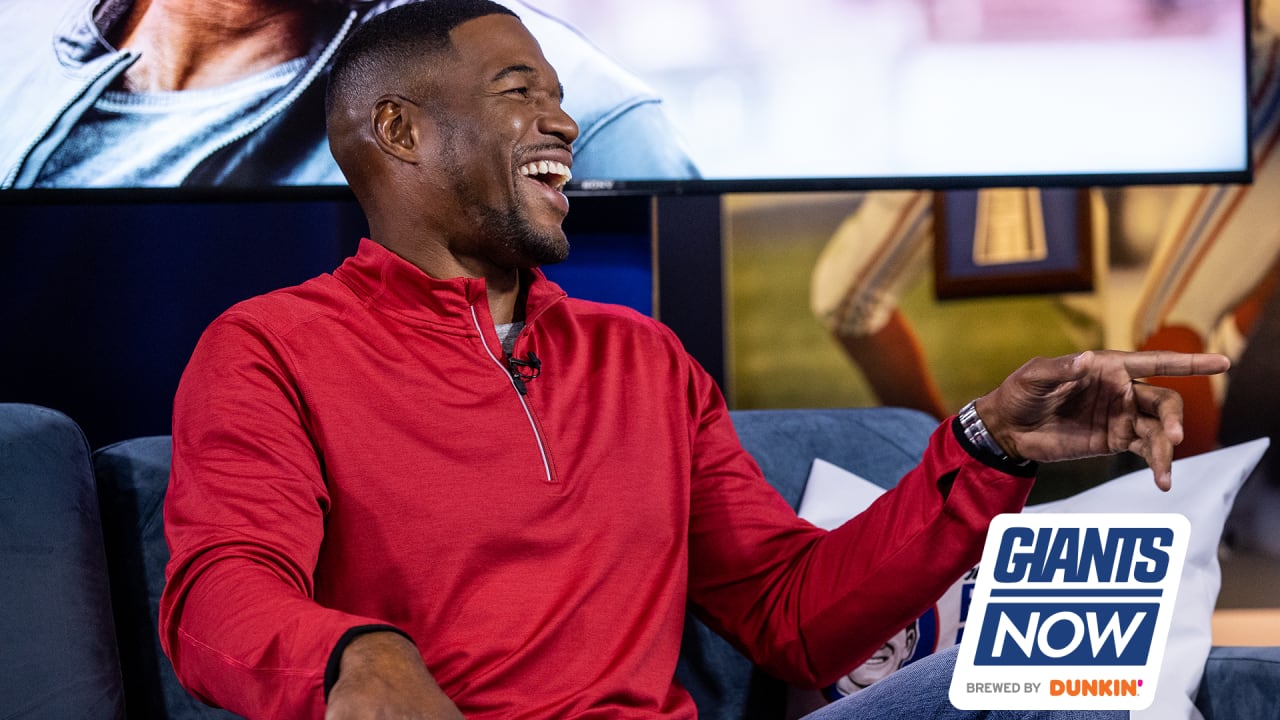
333;238;567;327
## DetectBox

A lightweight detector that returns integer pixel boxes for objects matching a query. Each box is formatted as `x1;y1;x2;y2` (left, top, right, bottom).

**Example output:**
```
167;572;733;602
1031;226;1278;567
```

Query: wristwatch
958;399;1024;464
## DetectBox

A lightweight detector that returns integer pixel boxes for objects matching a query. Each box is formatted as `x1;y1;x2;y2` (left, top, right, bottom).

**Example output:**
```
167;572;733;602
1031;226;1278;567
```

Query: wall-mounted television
0;0;1252;200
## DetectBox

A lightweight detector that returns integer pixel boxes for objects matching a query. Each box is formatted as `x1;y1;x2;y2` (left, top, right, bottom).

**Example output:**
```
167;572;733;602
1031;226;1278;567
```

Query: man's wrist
958;399;1029;467
325;625;416;700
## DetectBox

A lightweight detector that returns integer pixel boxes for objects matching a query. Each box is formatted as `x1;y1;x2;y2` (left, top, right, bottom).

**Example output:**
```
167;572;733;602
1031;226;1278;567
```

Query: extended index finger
1121;350;1231;380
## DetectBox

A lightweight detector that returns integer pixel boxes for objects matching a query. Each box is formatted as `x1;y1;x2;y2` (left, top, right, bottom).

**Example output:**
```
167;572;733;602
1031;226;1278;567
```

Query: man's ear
371;95;420;163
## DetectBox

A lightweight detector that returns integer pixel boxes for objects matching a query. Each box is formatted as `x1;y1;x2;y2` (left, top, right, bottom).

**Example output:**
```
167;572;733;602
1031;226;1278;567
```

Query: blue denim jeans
801;647;1129;720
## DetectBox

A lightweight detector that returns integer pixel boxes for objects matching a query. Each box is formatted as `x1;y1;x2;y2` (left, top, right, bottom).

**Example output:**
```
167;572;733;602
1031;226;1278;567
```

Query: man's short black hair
326;0;519;116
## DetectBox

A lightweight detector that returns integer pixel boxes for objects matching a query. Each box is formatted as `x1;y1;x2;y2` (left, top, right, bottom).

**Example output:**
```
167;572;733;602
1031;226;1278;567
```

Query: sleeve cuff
324;624;417;700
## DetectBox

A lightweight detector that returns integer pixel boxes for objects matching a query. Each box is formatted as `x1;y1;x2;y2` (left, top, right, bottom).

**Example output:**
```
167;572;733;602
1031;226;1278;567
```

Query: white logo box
950;513;1189;712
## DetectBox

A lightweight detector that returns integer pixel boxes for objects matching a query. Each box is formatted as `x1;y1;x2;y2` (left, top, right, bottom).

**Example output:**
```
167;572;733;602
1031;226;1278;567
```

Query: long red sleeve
162;314;404;719
684;364;1033;688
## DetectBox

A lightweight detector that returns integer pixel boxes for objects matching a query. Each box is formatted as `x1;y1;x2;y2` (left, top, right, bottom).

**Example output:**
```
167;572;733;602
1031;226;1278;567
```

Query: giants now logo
949;514;1188;711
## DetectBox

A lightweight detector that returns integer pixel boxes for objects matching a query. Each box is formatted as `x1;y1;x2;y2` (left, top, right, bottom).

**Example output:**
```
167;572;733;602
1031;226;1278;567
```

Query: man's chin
529;242;570;267
517;230;569;267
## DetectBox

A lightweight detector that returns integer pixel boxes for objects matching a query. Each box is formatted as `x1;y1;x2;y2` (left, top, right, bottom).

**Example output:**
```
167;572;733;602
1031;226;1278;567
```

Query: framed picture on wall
932;187;1094;299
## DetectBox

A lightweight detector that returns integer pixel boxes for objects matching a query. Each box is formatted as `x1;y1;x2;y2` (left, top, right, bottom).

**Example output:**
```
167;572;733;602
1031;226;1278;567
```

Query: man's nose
539;102;579;146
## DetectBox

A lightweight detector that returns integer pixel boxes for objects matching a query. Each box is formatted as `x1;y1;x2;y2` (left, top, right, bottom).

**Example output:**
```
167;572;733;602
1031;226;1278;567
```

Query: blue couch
2;402;1277;719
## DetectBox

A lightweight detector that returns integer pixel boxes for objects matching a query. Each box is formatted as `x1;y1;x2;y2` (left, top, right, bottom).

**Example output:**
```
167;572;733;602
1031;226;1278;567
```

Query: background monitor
0;0;1252;199
550;0;1252;191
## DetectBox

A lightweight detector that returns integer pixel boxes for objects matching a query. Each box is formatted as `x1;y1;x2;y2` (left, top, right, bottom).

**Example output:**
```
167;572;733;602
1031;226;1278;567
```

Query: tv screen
0;0;1252;199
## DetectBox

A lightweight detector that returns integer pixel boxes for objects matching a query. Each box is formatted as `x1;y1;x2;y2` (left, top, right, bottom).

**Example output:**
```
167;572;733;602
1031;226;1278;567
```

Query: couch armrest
0;403;126;719
1195;645;1280;720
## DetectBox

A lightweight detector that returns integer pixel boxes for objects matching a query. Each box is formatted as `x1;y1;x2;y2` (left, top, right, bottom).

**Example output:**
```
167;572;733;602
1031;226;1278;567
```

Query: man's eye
504;87;531;97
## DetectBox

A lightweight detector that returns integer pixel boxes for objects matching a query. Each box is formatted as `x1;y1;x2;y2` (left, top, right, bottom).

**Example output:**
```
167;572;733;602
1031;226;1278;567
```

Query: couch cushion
94;435;242;720
1196;645;1280;720
0;403;126;719
728;407;940;503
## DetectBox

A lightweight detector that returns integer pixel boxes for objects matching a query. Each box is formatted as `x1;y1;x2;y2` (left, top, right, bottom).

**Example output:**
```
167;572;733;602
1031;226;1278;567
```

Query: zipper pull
511;373;528;395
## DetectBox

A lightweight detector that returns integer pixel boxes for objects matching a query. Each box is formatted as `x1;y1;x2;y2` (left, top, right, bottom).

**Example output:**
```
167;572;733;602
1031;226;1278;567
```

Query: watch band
958;399;1018;463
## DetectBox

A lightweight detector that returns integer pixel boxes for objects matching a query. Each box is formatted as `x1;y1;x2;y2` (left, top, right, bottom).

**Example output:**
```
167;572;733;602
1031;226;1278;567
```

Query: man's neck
112;0;327;92
483;264;534;326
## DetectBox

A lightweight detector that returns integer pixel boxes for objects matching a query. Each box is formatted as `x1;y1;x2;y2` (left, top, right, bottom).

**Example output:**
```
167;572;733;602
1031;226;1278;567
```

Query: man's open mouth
866;649;892;665
518;160;572;191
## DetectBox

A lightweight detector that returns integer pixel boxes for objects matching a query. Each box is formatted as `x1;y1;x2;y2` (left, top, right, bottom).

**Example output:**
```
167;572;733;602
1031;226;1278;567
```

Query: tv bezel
0;0;1255;205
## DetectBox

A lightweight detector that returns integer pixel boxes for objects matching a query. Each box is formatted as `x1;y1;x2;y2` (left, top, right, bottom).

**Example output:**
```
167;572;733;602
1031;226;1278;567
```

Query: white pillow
791;439;1270;720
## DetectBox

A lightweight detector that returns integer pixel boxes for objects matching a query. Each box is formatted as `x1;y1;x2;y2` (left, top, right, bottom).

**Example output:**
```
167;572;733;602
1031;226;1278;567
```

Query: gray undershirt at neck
35;57;306;187
496;321;525;357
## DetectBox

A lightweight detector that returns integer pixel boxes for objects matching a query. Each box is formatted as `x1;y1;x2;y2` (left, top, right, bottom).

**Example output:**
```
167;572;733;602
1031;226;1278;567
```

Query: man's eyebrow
492;64;565;99
492;64;536;83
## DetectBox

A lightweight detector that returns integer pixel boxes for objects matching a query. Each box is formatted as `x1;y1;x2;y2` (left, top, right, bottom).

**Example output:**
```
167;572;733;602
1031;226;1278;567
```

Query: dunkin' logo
949;514;1187;711
1049;678;1142;697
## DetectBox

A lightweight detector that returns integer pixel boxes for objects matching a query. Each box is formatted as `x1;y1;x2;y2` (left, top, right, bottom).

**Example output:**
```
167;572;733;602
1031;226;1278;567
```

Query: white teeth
518;160;572;190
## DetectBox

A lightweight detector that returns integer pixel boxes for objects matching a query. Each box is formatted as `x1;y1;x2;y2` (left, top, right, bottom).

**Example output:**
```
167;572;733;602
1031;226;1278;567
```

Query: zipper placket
6;8;357;189
179;10;358;184
3;51;138;189
469;306;555;484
